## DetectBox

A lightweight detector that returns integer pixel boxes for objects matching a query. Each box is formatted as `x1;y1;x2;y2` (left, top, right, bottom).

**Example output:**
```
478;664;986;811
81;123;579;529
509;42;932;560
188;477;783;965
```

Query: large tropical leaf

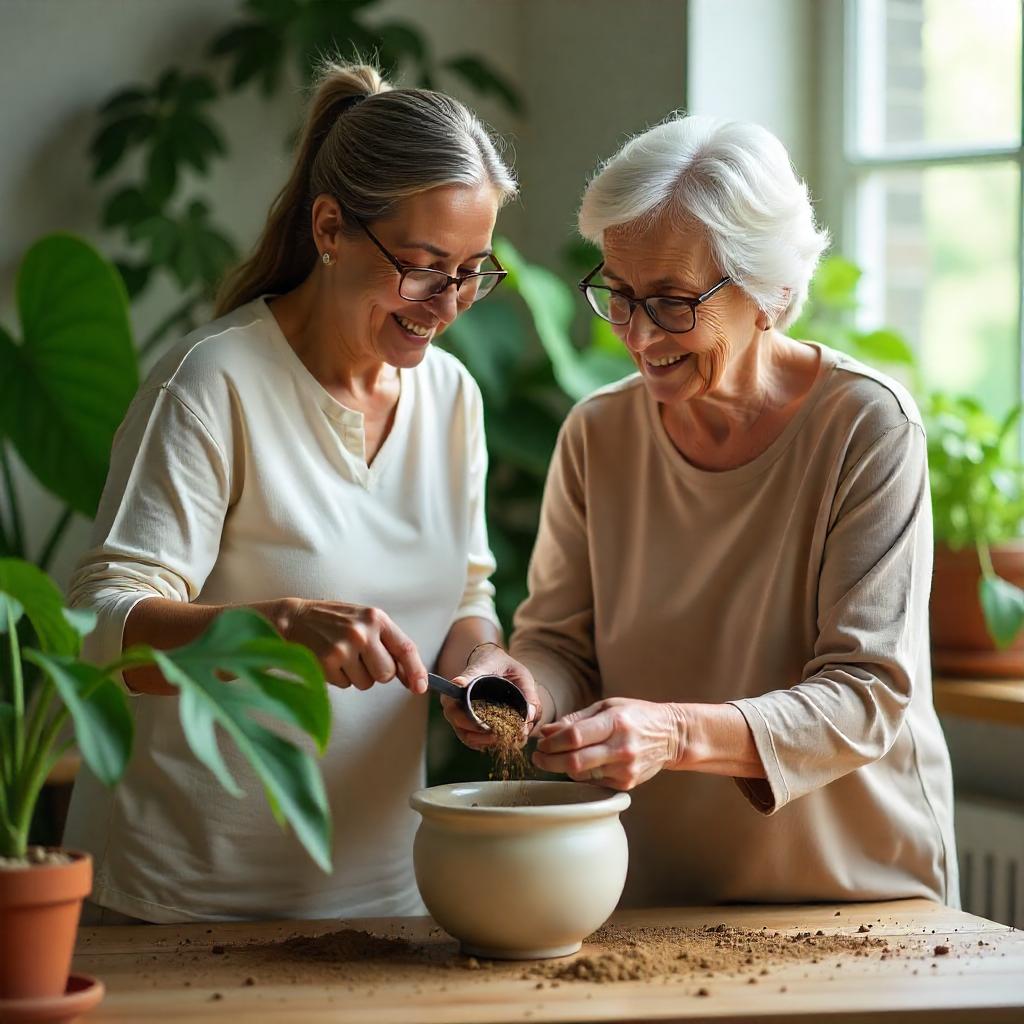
144;609;333;872
25;652;133;787
853;328;916;368
442;299;527;409
0;559;89;656
0;235;137;517
497;239;630;401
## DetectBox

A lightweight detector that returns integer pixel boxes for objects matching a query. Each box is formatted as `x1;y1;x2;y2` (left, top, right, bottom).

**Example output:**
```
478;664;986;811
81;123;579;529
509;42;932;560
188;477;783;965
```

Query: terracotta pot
0;849;91;999
931;541;1024;678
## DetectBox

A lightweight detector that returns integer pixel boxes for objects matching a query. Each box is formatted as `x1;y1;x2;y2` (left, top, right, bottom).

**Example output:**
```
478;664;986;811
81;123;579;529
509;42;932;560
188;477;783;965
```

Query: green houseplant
793;255;1024;665
0;557;332;1002
0;234;139;571
926;396;1024;674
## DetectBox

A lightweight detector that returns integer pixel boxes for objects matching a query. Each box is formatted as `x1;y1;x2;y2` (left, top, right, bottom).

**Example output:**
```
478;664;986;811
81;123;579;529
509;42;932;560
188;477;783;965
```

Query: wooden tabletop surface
72;897;1023;1023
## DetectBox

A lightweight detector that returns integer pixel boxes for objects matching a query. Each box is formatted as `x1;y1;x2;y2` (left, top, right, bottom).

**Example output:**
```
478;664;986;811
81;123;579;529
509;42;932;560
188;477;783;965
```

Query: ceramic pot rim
410;780;630;820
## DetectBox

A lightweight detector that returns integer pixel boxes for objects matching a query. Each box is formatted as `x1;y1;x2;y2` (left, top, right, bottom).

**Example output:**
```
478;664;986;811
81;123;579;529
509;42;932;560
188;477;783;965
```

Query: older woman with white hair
445;115;958;908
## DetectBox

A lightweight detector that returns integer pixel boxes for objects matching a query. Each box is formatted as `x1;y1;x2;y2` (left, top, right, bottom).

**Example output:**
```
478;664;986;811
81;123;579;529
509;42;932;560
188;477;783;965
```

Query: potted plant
0;558;332;1009
790;257;1024;675
927;395;1024;675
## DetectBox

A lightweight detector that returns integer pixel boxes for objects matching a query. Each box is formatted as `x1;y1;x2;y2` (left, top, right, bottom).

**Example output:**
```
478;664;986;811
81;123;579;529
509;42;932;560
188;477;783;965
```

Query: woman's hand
272;597;428;693
532;698;686;790
442;644;543;751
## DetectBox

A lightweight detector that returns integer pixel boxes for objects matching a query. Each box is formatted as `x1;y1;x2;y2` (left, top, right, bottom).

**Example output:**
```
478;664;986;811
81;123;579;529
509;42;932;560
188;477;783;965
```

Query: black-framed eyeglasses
578;262;732;334
356;217;507;304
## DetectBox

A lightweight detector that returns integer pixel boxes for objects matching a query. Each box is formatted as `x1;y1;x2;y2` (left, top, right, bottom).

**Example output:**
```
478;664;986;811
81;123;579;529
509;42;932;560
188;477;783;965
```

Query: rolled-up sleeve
450;379;499;628
67;384;231;687
510;412;600;719
730;419;930;814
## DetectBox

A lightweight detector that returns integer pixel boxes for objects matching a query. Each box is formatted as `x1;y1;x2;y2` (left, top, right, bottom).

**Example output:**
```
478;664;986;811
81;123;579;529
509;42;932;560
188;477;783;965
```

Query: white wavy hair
578;114;829;329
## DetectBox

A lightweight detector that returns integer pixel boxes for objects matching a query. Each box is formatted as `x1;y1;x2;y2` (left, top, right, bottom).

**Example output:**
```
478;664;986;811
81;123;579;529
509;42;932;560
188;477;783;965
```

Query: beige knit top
511;344;958;908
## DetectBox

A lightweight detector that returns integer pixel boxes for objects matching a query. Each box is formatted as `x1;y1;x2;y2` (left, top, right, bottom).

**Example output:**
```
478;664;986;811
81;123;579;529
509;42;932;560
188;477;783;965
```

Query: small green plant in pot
792;256;1024;672
0;559;332;1004
926;395;1024;674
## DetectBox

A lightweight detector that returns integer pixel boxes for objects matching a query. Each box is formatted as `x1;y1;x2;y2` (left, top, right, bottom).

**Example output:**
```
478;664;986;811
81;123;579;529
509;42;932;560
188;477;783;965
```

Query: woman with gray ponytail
64;62;522;922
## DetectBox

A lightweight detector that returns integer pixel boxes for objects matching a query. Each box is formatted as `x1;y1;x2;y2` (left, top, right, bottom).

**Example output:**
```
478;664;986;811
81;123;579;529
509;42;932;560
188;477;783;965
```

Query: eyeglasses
578;262;731;334
355;217;507;304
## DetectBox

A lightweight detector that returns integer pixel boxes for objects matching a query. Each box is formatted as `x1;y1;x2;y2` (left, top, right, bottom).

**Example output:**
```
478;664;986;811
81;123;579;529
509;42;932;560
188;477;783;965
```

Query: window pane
854;0;1022;153
855;163;1020;414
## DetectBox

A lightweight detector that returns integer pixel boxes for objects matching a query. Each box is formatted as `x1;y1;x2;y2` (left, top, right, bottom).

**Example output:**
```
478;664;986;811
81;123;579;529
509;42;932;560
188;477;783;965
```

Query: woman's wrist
467;639;503;663
535;683;558;727
669;702;766;778
665;702;694;770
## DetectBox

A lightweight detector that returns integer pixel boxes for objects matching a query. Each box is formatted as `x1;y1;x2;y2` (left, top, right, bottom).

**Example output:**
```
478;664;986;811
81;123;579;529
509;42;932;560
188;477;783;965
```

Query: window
842;0;1023;413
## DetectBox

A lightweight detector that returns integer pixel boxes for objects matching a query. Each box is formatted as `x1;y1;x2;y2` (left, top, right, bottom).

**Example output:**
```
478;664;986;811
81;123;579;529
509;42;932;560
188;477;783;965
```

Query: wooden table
73;898;1023;1023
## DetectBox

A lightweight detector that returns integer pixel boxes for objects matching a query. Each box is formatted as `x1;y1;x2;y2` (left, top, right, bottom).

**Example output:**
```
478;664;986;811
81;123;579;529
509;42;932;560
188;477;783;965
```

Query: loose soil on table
132;916;984;997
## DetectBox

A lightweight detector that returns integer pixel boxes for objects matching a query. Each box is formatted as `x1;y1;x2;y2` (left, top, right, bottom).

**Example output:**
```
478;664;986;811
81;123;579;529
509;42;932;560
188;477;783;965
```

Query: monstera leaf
145;609;333;872
0;558;89;656
0;235;137;518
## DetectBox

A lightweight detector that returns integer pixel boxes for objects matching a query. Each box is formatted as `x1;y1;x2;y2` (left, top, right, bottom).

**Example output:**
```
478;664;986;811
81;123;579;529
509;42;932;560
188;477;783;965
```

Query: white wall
687;0;822;207
0;0;687;584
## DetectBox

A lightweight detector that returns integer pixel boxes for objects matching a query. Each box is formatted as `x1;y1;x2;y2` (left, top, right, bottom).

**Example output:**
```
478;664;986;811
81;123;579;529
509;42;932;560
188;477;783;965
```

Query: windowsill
933;678;1024;727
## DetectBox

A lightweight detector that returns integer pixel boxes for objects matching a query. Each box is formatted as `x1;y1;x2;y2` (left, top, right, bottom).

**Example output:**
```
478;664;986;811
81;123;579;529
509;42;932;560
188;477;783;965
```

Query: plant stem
0;767;9;826
102;647;157;677
7;603;24;770
10;704;69;856
0;502;11;556
0;445;25;558
13;737;72;854
22;679;56;777
37;507;75;574
976;537;996;579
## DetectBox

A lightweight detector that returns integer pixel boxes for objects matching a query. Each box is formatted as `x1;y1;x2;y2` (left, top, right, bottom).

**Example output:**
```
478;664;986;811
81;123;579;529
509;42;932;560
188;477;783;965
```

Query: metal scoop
426;672;530;731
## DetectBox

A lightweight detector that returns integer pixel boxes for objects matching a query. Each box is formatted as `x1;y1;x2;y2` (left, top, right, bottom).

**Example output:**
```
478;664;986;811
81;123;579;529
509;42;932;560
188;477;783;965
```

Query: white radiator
955;795;1024;928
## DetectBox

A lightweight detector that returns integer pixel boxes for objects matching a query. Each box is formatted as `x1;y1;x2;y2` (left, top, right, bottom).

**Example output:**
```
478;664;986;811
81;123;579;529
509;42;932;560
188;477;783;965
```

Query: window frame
819;0;1024;401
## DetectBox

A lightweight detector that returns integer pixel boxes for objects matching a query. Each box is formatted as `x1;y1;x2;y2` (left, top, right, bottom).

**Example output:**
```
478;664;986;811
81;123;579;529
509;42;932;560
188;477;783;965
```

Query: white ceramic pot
410;780;630;960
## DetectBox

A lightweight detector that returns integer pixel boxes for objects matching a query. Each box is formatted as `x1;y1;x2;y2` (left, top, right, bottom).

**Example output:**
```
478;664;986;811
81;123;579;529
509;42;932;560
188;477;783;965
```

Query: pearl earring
321;251;334;266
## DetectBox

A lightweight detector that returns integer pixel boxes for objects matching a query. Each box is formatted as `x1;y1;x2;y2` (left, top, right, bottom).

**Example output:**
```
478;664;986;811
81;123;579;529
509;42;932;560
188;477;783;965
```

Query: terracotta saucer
0;974;105;1023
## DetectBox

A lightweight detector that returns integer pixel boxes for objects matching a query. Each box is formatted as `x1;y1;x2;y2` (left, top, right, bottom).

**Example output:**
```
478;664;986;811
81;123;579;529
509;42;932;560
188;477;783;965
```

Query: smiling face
600;217;765;406
314;183;500;370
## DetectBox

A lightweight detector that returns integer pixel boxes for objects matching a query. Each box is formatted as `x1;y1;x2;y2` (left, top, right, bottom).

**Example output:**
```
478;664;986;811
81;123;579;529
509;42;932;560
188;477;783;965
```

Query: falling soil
472;699;530;782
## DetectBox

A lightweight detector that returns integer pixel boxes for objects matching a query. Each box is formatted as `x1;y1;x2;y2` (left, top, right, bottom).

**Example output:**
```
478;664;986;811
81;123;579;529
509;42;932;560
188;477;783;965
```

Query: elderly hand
272;597;428;693
532;698;686;790
442;644;542;751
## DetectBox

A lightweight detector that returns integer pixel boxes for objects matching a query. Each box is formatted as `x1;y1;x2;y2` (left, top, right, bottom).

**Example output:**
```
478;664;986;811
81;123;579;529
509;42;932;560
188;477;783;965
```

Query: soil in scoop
471;699;530;782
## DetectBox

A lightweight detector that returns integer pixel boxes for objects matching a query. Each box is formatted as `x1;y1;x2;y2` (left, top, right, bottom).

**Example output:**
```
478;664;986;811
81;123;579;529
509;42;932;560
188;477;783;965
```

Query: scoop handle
426;672;467;701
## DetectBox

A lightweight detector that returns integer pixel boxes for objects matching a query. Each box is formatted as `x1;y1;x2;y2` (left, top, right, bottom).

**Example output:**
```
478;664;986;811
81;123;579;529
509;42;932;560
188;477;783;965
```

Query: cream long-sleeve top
63;297;499;922
511;343;958;908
